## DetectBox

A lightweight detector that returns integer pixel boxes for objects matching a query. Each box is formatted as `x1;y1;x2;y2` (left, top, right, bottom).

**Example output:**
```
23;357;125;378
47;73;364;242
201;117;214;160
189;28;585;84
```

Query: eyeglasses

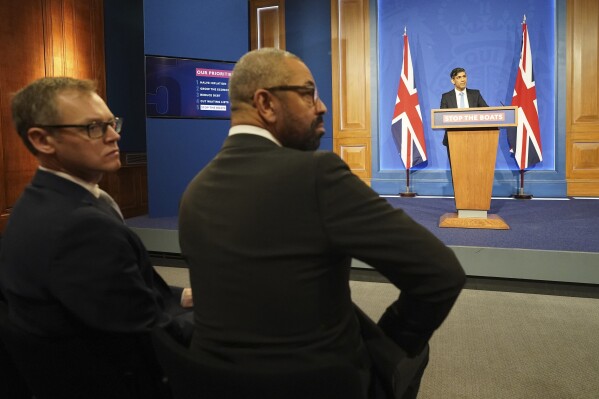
37;117;123;139
264;85;320;106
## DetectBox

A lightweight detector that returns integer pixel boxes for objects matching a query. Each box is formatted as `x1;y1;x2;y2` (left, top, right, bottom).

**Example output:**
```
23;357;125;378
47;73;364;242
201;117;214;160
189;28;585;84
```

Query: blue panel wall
143;0;332;217
372;0;566;197
144;0;248;217
285;0;333;150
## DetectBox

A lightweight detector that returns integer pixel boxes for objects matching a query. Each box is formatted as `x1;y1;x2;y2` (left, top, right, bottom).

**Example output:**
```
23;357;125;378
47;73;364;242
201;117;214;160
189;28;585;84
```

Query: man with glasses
0;77;192;397
179;48;465;399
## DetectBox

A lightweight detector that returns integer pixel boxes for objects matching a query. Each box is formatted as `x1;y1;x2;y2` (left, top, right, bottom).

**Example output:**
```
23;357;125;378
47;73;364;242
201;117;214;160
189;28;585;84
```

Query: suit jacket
0;170;187;337
179;134;465;390
440;88;488;146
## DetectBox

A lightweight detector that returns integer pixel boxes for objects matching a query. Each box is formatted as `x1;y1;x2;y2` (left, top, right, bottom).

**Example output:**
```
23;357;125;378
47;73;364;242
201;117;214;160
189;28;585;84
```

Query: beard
279;115;325;151
302;117;325;151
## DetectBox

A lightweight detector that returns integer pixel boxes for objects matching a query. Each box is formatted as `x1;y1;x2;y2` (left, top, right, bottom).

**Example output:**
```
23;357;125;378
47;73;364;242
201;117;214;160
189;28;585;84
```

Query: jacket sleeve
476;90;488;107
440;92;449;108
48;210;167;333
314;151;465;355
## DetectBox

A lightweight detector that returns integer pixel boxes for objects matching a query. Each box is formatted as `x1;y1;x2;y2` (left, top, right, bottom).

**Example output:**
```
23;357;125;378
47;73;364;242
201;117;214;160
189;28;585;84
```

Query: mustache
311;116;324;128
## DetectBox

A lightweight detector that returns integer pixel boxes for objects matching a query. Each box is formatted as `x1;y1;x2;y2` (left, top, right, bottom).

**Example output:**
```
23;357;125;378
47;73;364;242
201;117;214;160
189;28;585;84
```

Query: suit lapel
32;170;123;223
446;92;457;108
467;90;476;108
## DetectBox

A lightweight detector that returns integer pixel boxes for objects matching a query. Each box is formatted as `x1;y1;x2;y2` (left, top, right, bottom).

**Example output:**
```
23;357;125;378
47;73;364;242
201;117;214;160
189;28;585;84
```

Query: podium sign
431;106;517;129
431;107;517;230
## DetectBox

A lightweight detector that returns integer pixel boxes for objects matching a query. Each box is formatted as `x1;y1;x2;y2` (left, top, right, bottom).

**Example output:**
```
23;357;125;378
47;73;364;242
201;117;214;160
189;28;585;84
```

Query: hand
181;287;193;308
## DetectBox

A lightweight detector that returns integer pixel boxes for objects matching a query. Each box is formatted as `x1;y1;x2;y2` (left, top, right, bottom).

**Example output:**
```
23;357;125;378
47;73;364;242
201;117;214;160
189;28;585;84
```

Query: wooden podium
431;107;518;229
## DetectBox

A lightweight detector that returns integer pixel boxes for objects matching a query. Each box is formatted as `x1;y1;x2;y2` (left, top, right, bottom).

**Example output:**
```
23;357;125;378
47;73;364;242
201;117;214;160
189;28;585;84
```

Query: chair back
151;326;366;399
0;302;168;399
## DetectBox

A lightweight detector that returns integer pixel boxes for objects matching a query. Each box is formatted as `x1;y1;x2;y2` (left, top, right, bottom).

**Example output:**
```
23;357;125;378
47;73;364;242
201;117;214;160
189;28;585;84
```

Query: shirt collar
229;125;282;147
454;88;467;96
38;166;101;198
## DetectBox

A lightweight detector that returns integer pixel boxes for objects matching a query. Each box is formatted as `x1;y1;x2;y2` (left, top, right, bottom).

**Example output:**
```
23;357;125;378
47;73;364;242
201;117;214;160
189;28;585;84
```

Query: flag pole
513;169;533;199
512;14;534;200
400;168;417;197
394;26;425;197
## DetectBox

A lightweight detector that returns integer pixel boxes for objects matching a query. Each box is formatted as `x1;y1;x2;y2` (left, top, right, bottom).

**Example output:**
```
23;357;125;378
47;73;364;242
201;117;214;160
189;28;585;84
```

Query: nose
316;98;328;114
104;125;121;142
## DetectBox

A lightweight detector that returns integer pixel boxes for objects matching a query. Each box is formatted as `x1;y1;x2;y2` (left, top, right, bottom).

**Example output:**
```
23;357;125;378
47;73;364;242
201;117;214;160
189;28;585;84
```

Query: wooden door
567;0;599;196
249;0;286;50
331;0;372;185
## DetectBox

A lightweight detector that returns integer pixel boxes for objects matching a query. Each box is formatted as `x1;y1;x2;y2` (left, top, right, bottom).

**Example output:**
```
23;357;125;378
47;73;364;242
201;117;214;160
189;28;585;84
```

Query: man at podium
440;67;488;161
432;68;514;229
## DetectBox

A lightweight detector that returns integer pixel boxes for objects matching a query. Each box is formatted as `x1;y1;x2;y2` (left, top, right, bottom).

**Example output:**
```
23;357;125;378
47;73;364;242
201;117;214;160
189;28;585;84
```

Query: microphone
499;101;505;106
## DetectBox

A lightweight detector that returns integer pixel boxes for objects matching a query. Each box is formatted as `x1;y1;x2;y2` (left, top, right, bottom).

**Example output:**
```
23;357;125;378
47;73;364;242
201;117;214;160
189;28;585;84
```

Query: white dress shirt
229;125;282;146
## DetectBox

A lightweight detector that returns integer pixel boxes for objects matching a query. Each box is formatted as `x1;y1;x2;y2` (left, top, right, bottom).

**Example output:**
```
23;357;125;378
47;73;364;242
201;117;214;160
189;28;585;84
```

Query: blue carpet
383;197;598;253
126;197;599;253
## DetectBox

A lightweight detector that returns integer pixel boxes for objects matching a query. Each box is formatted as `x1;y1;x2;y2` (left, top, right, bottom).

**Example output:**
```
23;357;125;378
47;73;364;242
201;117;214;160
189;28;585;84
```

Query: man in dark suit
440;67;488;159
179;48;465;399
0;77;193;397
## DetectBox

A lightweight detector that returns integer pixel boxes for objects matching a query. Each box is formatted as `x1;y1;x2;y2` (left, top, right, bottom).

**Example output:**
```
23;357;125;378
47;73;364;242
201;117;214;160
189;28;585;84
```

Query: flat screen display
145;55;235;119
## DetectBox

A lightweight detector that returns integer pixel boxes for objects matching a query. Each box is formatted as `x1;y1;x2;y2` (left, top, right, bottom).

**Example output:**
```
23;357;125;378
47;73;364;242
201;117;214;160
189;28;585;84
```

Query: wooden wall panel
331;0;371;183
250;0;286;50
566;0;599;195
100;160;148;218
0;0;106;231
339;138;371;178
43;0;106;95
0;2;47;231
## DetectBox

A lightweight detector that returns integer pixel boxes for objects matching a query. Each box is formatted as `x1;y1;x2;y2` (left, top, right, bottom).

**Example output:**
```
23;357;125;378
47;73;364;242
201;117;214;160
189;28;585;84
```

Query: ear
253;89;278;124
27;128;57;155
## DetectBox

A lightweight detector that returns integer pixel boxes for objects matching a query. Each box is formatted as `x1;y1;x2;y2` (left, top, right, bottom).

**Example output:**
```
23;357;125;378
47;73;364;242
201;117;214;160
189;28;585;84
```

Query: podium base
439;213;510;230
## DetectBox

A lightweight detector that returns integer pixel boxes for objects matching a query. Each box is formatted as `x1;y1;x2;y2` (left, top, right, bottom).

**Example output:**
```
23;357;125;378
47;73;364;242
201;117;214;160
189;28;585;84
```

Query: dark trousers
354;305;429;399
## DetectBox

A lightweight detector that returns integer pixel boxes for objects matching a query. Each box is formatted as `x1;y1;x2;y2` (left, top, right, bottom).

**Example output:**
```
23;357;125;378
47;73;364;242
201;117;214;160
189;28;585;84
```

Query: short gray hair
11;77;97;154
229;48;300;110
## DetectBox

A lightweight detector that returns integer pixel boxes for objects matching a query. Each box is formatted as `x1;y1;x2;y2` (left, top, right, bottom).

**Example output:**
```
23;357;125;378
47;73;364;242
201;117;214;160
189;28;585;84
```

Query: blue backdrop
377;0;555;172
137;0;563;216
142;0;332;217
143;0;247;217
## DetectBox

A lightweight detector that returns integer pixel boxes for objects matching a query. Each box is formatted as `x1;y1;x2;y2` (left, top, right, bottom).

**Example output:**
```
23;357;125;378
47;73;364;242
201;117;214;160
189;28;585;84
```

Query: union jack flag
508;17;542;170
391;30;426;169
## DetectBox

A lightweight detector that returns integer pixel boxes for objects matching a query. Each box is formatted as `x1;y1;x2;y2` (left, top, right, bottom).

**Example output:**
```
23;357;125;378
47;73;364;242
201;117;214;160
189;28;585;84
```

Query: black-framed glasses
37;117;123;139
264;85;319;106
